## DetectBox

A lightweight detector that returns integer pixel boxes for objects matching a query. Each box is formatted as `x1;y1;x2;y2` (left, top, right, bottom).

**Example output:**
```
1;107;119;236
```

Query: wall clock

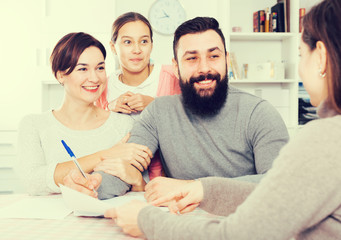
148;0;186;35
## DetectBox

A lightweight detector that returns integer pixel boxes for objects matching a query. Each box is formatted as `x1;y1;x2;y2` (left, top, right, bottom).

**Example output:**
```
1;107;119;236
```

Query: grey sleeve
128;102;159;154
199;177;256;216
94;171;130;200
247;100;289;176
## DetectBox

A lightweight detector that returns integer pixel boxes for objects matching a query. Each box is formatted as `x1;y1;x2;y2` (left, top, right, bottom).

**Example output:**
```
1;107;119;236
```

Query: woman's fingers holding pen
63;169;102;198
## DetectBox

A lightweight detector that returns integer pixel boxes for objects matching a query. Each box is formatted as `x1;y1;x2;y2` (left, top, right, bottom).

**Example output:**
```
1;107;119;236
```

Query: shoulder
19;111;51;127
298;115;341;140
227;86;273;113
141;95;181;117
229;86;278;112
18;111;54;137
153;94;180;106
281;115;341;164
228;86;263;104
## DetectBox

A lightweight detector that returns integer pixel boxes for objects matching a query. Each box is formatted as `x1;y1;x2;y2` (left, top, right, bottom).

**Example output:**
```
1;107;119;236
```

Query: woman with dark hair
105;0;341;239
17;32;152;197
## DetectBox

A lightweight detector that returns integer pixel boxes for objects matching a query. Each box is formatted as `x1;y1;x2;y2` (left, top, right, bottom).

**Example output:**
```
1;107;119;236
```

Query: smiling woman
17;32;152;198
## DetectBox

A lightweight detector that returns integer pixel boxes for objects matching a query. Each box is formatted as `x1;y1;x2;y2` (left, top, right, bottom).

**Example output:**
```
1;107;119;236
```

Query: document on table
60;184;159;217
0;196;72;219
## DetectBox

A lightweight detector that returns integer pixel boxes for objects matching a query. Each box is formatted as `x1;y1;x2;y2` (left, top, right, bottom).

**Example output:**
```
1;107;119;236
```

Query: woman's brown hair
302;0;341;112
50;32;106;78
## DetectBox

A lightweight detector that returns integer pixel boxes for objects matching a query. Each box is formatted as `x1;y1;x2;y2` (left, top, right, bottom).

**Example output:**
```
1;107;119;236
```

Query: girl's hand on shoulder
126;94;154;112
108;92;136;114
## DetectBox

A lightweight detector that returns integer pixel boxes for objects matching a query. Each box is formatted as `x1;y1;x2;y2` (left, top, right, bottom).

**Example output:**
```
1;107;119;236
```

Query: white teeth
83;86;98;90
199;80;212;84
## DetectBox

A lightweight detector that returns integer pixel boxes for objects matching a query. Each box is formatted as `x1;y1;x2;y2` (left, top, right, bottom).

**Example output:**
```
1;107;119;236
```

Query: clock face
148;0;186;35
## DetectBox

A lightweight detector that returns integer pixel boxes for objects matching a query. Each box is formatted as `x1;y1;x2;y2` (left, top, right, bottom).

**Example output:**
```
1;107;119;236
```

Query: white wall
1;0;225;130
0;0;42;130
114;0;224;65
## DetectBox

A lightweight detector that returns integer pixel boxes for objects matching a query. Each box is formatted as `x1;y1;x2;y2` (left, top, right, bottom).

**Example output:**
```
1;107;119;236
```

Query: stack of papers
0;185;166;219
60;184;148;217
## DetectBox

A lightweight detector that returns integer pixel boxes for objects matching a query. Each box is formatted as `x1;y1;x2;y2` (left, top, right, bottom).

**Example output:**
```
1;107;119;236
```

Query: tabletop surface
0;194;143;240
0;194;215;240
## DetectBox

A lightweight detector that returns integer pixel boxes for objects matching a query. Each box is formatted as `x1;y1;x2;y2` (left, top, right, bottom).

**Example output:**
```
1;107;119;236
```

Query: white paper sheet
60;184;112;216
60;185;155;217
0;196;72;219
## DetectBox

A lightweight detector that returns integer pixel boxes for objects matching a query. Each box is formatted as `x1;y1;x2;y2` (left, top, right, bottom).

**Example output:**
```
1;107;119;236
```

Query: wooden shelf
230;32;297;41
230;78;296;83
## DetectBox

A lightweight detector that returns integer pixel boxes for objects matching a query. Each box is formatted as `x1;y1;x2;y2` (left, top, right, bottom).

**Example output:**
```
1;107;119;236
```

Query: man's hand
63;169;102;198
144;177;193;205
151;180;204;214
104;200;148;237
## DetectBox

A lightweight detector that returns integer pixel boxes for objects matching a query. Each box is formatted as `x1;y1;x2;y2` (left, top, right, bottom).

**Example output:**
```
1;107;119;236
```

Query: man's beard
179;71;228;117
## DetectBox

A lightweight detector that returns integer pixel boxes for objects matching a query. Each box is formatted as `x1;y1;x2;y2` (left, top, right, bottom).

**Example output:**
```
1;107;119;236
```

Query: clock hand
162;9;169;18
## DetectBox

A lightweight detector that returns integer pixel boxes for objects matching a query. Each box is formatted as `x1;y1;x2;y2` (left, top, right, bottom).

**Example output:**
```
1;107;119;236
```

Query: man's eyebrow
208;46;223;53
183;50;198;56
182;47;223;57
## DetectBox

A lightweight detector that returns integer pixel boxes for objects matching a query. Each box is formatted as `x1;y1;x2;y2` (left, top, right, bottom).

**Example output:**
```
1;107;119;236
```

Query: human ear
56;71;64;86
172;58;179;79
316;41;327;74
225;51;230;70
109;41;117;55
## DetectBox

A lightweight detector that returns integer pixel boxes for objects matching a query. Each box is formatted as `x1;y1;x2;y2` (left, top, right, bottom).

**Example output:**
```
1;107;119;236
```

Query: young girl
106;0;341;239
17;32;152;199
97;12;181;180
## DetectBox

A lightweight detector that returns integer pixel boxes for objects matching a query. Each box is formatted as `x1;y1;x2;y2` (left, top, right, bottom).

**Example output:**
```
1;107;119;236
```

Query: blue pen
61;140;97;195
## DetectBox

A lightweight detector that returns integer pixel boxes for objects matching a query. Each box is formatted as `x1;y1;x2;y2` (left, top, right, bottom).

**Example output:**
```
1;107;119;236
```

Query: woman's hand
94;158;145;191
102;133;153;172
63;169;102;198
105;200;148;238
151;180;204;214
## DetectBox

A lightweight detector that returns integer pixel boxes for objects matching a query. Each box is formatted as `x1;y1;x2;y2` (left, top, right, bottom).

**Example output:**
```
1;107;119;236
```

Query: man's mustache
189;73;221;85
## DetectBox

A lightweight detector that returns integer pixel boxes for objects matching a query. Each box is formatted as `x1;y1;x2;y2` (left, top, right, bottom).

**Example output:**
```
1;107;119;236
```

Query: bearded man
65;17;289;202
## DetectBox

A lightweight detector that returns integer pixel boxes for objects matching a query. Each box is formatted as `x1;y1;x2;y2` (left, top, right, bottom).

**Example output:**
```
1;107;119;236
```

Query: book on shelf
265;7;270;32
252;0;290;33
253;10;265;32
278;0;290;32
271;2;285;32
299;8;306;32
230;52;240;80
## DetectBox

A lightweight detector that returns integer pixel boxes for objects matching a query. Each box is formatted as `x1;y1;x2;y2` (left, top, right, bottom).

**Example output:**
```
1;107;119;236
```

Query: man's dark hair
173;17;227;61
